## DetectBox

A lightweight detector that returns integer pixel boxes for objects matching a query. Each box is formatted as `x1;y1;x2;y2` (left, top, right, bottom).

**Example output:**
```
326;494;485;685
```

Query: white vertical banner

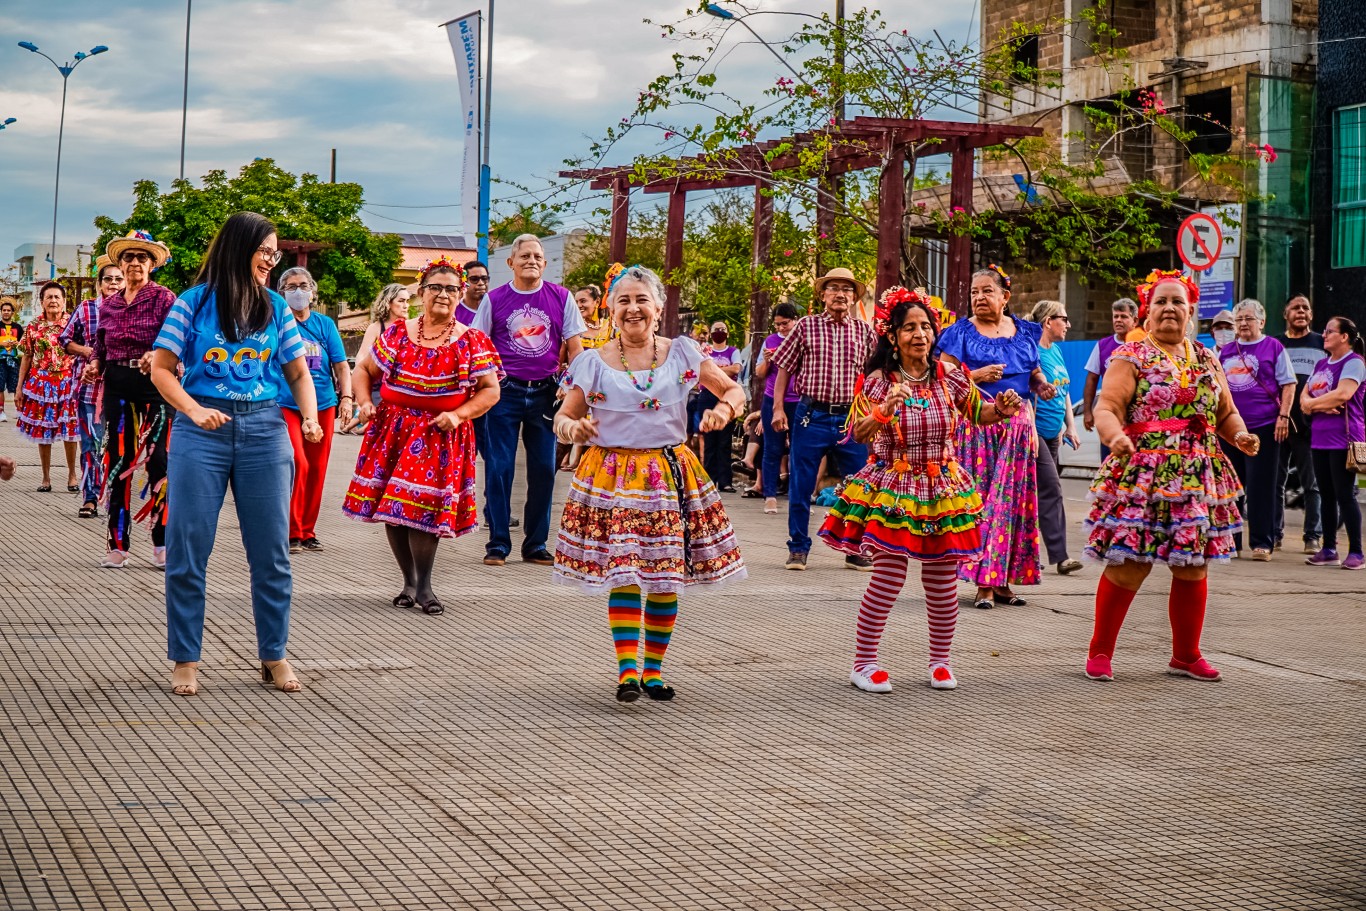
443;12;481;240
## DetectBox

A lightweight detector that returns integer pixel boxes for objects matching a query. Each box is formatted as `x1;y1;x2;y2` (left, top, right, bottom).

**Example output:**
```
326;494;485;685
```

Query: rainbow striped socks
641;593;679;687
608;586;643;684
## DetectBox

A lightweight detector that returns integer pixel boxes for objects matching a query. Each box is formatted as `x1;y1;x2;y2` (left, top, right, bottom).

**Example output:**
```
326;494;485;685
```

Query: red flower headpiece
421;255;466;284
1136;269;1199;318
875;285;937;336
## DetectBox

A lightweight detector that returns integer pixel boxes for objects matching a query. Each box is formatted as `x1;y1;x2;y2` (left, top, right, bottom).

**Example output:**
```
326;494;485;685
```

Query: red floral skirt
342;401;478;538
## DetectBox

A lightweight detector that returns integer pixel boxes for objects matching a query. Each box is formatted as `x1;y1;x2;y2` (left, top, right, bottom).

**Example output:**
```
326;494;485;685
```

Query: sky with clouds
0;0;974;267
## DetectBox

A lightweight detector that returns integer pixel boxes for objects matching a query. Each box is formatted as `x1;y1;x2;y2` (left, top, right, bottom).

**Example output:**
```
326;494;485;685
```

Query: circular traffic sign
1177;213;1223;271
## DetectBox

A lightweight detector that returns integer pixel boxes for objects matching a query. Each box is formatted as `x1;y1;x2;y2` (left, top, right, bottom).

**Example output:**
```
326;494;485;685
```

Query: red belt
380;385;467;413
1125;416;1209;436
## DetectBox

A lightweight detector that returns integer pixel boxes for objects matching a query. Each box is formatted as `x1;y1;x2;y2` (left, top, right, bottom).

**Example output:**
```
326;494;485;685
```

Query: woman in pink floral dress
14;281;79;491
1084;270;1258;684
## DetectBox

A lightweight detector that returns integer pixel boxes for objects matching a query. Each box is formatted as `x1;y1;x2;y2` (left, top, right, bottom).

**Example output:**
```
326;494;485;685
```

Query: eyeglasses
467;275;490;283
825;284;856;295
423;283;461;297
100;275;123;283
1050;315;1071;323
281;283;310;292
119;252;152;264
256;246;283;265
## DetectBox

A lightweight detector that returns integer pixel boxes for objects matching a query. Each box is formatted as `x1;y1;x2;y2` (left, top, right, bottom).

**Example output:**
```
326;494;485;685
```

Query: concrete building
1312;0;1366;328
337;233;477;336
486;228;592;288
11;243;93;318
969;0;1316;338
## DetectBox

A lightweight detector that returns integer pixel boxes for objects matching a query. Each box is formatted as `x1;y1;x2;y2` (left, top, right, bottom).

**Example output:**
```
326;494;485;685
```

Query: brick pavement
0;431;1362;910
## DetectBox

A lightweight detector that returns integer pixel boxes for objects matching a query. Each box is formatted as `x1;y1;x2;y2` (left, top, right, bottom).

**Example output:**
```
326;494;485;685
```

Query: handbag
1347;413;1366;473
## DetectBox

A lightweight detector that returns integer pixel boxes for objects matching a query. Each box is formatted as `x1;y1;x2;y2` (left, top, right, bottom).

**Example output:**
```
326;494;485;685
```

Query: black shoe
719;485;737;493
845;554;874;571
616;680;642;703
642;682;676;701
419;598;445;616
289;538;302;554
993;591;1027;606
300;537;323;552
522;548;555;566
510;517;521;528
483;551;508;566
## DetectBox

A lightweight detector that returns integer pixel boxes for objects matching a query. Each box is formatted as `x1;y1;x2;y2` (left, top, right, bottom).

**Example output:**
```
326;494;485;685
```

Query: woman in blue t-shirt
150;212;323;697
1030;299;1083;576
937;266;1057;610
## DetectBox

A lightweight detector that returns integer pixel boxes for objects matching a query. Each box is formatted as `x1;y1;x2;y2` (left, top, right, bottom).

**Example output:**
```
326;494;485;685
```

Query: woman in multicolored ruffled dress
820;289;1022;693
553;265;746;704
14;281;79;492
1084;270;1258;684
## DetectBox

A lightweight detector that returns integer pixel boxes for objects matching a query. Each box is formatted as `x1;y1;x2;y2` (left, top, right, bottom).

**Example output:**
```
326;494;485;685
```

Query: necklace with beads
417;313;454;344
1149;337;1195;387
619;336;659;391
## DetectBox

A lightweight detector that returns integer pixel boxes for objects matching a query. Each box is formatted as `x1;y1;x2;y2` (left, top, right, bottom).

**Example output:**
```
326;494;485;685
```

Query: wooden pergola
561;115;1042;350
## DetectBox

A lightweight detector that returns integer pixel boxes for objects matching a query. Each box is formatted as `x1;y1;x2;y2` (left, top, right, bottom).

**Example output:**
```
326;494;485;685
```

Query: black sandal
78;503;97;518
642;682;675;702
419;598;445;616
742;487;763;498
973;599;993;610
993;592;1027;607
36;484;51;493
616;680;642;703
67;484;79;493
392;594;415;609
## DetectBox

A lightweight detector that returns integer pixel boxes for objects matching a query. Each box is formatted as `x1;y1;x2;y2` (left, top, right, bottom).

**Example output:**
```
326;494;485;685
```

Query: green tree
488;202;564;247
94;159;402;309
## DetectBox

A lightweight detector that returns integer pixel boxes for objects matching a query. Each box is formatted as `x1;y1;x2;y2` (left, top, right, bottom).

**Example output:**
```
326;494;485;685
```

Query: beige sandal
171;662;199;696
261;659;302;693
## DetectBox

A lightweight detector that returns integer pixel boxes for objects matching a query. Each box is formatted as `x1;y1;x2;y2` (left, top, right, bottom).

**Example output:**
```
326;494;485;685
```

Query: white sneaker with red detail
849;666;892;693
928;664;957;690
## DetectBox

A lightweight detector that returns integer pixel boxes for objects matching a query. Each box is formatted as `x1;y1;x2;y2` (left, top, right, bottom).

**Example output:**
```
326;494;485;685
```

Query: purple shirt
95;281;176;365
472;281;585;381
58;297;101;405
762;332;799;402
1218;335;1294;430
1307;353;1366;450
455;300;479;327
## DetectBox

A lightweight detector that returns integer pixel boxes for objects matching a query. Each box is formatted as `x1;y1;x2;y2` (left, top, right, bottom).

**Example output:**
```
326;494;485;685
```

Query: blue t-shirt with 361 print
154;284;307;402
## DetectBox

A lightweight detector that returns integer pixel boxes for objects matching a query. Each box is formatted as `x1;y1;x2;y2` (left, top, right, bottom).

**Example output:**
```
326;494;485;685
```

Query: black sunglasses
467;275;490;283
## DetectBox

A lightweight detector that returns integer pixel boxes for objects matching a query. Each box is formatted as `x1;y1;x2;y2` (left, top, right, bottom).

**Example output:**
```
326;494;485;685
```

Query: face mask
285;289;311;311
710;329;728;344
1213;329;1234;348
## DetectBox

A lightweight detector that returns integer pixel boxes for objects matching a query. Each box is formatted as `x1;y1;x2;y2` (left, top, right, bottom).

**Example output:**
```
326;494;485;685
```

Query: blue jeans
76;397;103;504
165;400;295;663
483;378;557;557
760;395;791;498
786;402;867;553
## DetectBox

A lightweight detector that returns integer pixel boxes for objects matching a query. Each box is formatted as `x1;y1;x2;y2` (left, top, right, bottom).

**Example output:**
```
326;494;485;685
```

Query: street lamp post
0;118;16;131
18;41;110;278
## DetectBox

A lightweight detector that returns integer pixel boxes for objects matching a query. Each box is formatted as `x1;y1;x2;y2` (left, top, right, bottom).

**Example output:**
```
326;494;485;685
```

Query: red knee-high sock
921;560;959;668
1089;573;1139;659
853;552;908;671
1168;577;1208;663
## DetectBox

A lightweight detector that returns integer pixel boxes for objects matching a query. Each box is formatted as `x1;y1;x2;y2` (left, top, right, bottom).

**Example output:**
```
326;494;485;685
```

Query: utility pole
179;0;191;180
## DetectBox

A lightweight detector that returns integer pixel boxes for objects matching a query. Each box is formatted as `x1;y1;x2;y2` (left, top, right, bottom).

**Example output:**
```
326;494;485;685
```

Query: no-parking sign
1177;213;1223;272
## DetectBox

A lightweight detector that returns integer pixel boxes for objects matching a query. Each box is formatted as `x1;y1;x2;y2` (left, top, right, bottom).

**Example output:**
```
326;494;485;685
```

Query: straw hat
813;267;867;300
106;230;171;270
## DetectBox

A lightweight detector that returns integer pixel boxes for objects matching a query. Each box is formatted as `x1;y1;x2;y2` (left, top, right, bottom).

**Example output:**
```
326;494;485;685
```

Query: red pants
282;406;336;540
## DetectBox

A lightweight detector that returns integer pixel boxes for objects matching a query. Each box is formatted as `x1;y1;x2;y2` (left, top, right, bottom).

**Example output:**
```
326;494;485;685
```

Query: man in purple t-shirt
473;235;587;566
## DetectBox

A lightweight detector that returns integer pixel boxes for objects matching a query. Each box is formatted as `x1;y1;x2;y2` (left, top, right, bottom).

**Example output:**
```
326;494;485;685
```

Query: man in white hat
770;267;879;571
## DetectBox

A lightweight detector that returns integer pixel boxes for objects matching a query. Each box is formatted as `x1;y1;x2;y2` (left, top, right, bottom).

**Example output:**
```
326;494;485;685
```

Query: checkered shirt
769;312;878;404
57;297;100;405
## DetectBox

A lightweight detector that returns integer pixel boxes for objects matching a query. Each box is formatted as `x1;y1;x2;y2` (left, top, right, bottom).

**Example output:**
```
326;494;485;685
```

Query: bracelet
1277;413;1289;419
871;406;896;424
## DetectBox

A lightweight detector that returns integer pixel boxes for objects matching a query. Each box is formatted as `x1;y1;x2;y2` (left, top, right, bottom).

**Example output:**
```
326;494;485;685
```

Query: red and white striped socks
853;552;960;672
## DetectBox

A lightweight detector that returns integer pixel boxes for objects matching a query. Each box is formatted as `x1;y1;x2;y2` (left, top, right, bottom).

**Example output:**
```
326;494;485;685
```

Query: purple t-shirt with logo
762;332;799;402
472;281;585;381
1218;335;1294;430
1307;353;1366;450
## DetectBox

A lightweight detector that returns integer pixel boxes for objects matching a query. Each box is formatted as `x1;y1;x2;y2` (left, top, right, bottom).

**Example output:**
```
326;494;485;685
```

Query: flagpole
477;0;494;263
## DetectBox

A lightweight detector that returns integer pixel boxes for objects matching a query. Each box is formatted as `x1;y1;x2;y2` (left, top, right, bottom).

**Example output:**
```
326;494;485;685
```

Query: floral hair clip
421;255;465;283
986;263;1012;290
1135;269;1200;313
874;286;937;337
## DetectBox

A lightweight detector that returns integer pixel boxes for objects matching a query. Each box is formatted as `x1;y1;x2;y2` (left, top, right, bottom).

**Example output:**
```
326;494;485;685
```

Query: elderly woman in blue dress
936;265;1056;610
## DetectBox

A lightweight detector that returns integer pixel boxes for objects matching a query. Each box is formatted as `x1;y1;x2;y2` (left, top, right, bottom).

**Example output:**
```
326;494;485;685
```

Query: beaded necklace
618;336;659;392
1149;337;1195;387
898;363;934;411
416;313;454;345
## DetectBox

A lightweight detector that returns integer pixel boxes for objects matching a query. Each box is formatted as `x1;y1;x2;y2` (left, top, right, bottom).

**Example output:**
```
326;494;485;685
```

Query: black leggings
1312;448;1363;556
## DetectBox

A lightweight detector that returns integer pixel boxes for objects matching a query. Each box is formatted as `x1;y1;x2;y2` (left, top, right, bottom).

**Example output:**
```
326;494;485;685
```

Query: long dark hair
1329;316;1366;358
196;212;276;342
865;300;940;376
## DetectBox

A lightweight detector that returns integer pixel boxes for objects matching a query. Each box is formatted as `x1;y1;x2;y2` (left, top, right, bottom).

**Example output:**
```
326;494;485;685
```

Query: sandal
973;599;993;610
616;680;642;703
742;487;764;498
261;659;302;693
419;598;445;616
171;662;199;697
36;484;52;493
642;682;676;701
78;503;97;518
993;591;1027;607
392;594;415;609
67;484;79;493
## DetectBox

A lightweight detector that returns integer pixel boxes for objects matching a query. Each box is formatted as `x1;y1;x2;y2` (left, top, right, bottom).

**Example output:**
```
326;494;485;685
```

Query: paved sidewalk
0;432;1362;910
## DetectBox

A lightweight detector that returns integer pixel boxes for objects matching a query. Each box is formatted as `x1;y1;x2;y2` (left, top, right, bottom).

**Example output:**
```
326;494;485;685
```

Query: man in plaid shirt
771;268;879;571
60;262;123;517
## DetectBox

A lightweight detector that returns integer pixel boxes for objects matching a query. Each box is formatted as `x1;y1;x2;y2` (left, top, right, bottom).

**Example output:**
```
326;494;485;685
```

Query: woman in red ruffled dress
344;259;502;615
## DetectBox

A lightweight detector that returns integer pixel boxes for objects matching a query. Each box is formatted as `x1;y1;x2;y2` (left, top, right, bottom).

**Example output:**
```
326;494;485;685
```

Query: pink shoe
1167;656;1222;681
1085;654;1113;681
